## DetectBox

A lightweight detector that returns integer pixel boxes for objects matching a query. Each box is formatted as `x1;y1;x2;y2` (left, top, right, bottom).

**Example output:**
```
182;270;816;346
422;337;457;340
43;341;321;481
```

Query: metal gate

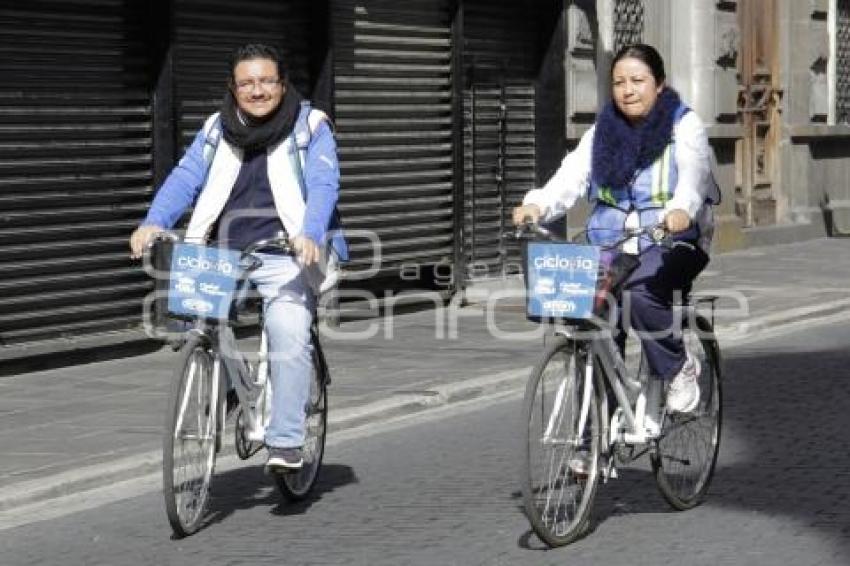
463;82;535;278
332;0;455;275
0;1;153;348
463;0;538;279
835;0;850;124
736;0;781;226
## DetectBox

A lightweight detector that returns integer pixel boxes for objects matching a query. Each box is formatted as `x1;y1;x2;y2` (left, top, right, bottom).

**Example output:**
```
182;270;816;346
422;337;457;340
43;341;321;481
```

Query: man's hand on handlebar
129;224;164;259
511;204;542;226
292;235;320;266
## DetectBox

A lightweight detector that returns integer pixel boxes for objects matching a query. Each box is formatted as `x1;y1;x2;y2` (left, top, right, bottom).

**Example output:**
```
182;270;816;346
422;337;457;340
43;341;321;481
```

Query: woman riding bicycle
512;43;720;415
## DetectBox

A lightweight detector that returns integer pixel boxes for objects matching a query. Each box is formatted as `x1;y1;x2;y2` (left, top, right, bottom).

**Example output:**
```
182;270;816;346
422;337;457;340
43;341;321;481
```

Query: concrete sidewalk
0;237;848;515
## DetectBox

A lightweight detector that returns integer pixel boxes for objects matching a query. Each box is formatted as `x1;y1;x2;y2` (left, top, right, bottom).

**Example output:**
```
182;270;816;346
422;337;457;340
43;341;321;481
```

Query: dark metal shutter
837;0;850;124
0;1;153;347
463;0;538;279
332;0;454;273
173;0;315;149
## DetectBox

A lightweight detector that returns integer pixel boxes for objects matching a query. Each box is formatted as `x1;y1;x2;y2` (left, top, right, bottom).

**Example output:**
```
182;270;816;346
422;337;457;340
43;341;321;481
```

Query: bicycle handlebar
144;230;297;274
507;221;694;252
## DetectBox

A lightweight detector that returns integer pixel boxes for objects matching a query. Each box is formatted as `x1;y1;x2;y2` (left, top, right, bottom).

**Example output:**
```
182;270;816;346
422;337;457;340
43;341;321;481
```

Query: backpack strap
291;104;332;199
201;114;223;186
201;106;331;189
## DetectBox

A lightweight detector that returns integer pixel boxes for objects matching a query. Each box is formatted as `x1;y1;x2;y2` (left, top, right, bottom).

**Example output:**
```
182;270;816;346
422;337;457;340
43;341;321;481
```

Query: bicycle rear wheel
275;347;328;501
163;336;220;537
520;336;601;547
652;318;722;509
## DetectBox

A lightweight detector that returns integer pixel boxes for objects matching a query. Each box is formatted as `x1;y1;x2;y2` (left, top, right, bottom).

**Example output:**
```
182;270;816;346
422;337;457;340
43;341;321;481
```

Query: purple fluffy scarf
591;88;683;188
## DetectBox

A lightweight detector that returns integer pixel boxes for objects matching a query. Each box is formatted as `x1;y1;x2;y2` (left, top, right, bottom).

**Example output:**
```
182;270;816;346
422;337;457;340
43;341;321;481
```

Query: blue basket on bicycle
525;242;600;320
167;243;243;320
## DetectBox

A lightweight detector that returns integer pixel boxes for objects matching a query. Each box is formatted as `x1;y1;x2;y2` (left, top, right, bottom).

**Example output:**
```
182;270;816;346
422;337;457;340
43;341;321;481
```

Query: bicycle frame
555;298;717;465
150;232;299;445
217;322;269;442
216;307;329;447
518;221;724;545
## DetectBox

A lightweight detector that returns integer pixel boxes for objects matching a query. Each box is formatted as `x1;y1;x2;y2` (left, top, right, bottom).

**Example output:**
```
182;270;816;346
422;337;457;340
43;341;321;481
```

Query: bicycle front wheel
652;318;722;510
275;348;328;501
163;336;220;537
520;335;601;547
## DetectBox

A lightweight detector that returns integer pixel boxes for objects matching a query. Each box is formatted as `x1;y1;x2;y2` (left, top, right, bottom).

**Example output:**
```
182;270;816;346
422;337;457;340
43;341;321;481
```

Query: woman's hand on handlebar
129;224;164;259
664;208;691;234
511;204;542;226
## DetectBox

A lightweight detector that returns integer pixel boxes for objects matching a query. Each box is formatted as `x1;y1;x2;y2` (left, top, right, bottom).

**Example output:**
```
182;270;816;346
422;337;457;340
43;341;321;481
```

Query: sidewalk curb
0;367;531;514
2;298;849;515
714;297;850;343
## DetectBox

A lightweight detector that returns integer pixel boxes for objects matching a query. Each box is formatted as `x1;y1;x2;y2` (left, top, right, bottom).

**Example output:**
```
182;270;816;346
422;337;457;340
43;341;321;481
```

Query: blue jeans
250;253;315;449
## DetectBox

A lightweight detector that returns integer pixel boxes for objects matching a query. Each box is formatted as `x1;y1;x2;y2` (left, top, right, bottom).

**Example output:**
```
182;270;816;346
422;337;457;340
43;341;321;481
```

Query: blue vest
587;104;693;248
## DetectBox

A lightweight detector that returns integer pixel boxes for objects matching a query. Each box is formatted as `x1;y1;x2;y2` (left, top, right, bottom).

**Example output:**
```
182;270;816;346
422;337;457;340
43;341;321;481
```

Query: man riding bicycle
513;44;719;421
129;43;347;472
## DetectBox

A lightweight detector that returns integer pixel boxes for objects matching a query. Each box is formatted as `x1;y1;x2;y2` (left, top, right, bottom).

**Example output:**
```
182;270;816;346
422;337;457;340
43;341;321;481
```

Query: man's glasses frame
233;77;282;93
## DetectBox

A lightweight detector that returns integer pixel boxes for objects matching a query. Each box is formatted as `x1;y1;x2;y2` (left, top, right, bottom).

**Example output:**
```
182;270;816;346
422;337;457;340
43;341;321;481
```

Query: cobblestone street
2;317;848;566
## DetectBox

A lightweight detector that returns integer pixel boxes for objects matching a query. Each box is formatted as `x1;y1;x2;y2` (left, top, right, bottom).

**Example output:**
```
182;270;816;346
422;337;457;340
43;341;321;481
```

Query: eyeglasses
233;77;282;93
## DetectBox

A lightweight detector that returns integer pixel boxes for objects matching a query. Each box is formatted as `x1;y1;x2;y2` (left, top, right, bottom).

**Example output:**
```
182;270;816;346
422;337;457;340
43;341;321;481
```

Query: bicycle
148;232;330;538
514;221;722;547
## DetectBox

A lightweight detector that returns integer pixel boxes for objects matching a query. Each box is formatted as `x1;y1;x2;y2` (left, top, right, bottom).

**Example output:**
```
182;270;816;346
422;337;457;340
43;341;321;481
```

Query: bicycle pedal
264;465;297;476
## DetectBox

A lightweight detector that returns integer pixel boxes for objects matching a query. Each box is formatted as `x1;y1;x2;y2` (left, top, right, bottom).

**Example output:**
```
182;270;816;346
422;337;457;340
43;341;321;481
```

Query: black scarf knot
220;80;303;152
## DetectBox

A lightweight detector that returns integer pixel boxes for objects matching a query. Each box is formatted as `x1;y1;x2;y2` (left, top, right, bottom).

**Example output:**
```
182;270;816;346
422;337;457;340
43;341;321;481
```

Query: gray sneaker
266;446;303;472
567;450;591;477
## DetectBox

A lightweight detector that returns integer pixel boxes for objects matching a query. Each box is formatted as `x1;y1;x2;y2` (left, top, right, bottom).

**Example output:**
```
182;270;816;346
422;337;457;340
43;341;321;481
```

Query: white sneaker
666;353;701;413
644;411;661;437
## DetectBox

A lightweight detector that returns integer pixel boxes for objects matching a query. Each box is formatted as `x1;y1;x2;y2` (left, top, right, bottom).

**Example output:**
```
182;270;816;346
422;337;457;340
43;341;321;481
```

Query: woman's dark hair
611;43;666;84
229;43;287;82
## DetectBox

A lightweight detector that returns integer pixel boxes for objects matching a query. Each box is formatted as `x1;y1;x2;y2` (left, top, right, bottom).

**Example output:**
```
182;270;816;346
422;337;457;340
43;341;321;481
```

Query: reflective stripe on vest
587;139;677;211
597;186;617;206
650;143;673;206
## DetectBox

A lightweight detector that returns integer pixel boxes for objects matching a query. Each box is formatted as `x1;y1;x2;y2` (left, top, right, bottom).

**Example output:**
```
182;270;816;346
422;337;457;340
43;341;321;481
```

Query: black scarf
591;88;683;188
220;81;302;152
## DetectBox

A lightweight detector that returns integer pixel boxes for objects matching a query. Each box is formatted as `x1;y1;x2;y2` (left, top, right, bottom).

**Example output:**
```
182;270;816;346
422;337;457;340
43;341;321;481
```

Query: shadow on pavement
532;345;850;558
710;346;850;555
202;463;358;528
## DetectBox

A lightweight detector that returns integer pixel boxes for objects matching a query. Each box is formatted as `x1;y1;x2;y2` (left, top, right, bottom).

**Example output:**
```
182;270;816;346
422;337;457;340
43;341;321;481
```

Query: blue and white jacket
142;103;348;285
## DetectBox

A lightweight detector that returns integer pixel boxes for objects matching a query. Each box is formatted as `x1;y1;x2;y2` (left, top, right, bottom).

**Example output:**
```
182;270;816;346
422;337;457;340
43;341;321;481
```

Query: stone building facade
564;0;850;248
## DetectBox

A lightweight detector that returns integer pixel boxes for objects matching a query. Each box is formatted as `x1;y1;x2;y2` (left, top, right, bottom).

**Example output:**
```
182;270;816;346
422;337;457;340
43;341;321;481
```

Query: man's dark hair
611;43;666;84
229;43;287;82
